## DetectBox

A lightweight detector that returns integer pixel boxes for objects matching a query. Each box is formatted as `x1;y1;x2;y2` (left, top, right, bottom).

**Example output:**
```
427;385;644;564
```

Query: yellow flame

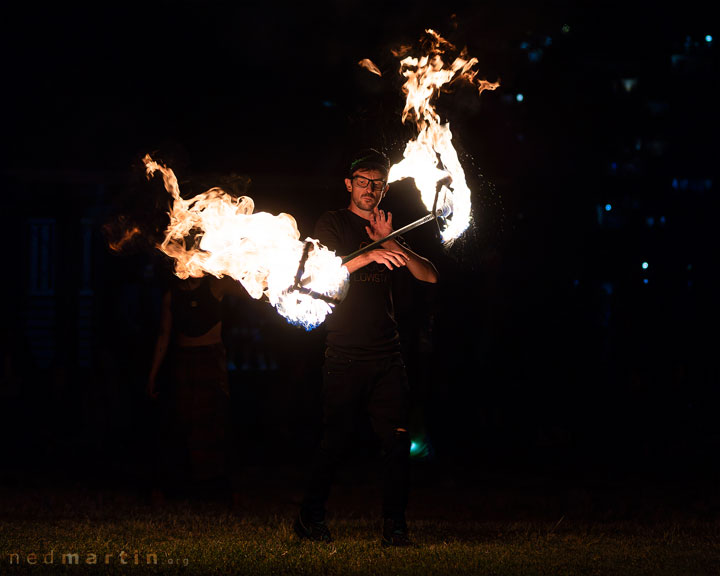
143;154;348;330
384;29;499;245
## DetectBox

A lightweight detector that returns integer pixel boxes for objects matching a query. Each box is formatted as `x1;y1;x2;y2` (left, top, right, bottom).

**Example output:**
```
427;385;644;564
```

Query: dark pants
300;349;411;524
154;343;233;494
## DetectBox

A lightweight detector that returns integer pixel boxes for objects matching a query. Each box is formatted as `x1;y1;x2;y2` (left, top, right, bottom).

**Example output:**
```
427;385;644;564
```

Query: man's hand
366;248;408;270
366;208;393;242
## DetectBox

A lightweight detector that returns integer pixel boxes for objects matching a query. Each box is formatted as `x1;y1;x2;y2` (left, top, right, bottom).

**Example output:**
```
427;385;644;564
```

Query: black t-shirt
170;277;222;337
313;208;407;359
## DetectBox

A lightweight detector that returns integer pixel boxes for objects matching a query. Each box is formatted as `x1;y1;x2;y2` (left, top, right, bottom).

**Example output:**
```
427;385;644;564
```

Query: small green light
409;437;431;460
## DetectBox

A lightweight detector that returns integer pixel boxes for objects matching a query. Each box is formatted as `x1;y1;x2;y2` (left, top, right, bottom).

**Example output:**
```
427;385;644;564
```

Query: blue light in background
528;49;543;62
642;261;649;269
516;93;524;102
605;203;612;211
622;78;638;92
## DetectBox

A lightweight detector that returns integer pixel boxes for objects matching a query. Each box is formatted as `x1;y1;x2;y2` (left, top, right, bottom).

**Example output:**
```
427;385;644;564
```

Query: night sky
5;1;706;171
1;1;717;489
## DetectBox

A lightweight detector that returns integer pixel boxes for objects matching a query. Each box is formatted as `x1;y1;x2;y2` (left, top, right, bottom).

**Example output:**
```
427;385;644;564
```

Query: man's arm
367;208;438;284
314;210;412;276
343;249;410;275
383;240;438;283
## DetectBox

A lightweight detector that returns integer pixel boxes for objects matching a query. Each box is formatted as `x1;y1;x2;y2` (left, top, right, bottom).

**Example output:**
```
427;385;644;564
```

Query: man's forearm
343;252;374;274
383;239;438;283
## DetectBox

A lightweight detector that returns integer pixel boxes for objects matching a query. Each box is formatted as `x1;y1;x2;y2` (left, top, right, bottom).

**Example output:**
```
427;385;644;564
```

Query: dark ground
2;457;718;531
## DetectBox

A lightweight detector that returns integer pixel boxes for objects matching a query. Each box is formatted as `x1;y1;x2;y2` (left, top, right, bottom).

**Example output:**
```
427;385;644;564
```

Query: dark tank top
170;277;223;337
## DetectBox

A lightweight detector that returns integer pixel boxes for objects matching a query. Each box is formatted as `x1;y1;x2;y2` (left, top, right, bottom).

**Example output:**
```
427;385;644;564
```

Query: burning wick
362;28;499;246
143;154;349;330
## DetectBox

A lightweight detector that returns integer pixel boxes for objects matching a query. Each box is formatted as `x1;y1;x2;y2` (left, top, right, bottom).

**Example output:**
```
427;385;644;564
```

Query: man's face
345;168;388;214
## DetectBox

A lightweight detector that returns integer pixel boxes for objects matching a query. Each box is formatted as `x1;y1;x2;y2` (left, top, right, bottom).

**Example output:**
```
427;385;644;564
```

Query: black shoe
381;518;414;547
294;512;333;543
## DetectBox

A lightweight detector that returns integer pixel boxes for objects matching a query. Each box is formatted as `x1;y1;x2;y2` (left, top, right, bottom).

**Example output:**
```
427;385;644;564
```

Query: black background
1;1;717;497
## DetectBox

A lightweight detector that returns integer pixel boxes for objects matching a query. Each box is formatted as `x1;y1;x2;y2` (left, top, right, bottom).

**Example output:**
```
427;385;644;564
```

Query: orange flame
103;215;143;253
358;58;382;76
143;154;349;330
369;29;499;245
107;225;142;253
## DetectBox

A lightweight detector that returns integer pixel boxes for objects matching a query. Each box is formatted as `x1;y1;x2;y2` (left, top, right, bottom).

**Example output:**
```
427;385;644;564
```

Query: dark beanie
347;148;390;177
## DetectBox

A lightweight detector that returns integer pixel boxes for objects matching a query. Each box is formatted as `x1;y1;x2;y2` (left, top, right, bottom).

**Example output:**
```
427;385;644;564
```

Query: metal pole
290;202;445;300
341;210;440;265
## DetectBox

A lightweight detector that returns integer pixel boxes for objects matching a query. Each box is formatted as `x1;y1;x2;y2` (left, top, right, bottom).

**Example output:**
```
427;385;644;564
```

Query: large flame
143;154;349;330
379;29;499;245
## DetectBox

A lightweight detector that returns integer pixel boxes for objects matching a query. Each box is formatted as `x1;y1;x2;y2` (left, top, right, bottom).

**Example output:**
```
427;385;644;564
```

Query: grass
2;477;719;576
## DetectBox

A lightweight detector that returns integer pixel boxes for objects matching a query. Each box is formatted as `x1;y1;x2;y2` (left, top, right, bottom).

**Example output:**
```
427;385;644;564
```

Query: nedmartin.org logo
6;549;189;567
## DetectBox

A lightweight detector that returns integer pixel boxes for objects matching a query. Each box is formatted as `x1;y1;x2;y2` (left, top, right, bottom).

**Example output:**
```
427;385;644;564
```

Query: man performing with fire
294;148;439;547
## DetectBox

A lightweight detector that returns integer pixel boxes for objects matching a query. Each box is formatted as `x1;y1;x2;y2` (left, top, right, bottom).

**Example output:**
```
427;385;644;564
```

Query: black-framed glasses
352;175;387;191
